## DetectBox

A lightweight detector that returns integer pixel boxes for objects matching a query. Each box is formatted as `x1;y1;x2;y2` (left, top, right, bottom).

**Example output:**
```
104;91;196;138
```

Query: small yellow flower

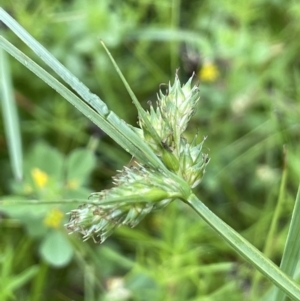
44;208;64;229
198;61;219;82
31;168;49;188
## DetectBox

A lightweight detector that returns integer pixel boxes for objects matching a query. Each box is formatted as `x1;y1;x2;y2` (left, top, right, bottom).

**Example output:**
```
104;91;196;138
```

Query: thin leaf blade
0;35;165;170
0;46;23;180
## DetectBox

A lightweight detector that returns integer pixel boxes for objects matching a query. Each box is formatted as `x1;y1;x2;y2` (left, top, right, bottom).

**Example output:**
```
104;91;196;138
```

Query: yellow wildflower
44;208;64;229
198;61;219;82
31;168;49;188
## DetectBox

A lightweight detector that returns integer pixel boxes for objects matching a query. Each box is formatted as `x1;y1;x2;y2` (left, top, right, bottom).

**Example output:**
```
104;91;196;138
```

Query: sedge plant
1;8;300;301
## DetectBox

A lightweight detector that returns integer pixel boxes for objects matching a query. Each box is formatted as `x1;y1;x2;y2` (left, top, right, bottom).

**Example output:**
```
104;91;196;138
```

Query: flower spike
66;74;209;242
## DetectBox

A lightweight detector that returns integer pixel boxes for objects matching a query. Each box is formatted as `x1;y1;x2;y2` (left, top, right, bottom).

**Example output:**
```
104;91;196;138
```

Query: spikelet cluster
136;74;199;153
66;165;178;243
136;73;209;188
66;74;209;243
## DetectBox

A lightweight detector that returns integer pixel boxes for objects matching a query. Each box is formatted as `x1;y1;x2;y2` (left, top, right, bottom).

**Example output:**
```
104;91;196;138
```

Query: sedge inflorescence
66;74;209;243
135;73;209;187
66;165;179;243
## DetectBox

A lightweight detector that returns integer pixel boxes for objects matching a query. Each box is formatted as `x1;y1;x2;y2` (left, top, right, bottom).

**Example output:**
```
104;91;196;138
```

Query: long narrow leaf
101;41;163;147
274;183;300;301
186;193;300;301
0;8;166;171
0;35;166;171
0;8;108;116
0;46;23;180
1;193;173;207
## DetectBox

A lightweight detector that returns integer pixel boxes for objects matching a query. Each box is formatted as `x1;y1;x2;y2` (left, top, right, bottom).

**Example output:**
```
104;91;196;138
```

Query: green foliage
39;231;73;267
1;0;300;300
0;244;38;300
2;142;96;267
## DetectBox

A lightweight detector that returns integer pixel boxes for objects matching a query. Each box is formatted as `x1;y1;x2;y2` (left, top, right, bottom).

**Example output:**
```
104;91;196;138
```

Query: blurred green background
0;0;300;300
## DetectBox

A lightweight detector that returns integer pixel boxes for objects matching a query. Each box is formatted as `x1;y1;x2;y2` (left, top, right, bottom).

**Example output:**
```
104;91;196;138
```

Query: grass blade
0;8;166;171
101;41;163;148
0;35;166;171
274;182;300;301
0;46;23;180
0;8;108;116
186;193;300;301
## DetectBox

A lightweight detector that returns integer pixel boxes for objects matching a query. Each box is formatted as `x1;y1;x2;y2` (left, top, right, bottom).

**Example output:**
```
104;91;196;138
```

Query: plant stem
185;193;300;301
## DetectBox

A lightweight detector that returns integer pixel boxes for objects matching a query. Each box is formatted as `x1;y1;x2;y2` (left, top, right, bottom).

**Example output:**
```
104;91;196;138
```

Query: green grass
1;1;300;300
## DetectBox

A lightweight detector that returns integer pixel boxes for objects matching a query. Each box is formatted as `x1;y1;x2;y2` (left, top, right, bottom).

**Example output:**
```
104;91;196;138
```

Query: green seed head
179;136;210;188
65;165;179;243
137;74;201;156
66;73;209;243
